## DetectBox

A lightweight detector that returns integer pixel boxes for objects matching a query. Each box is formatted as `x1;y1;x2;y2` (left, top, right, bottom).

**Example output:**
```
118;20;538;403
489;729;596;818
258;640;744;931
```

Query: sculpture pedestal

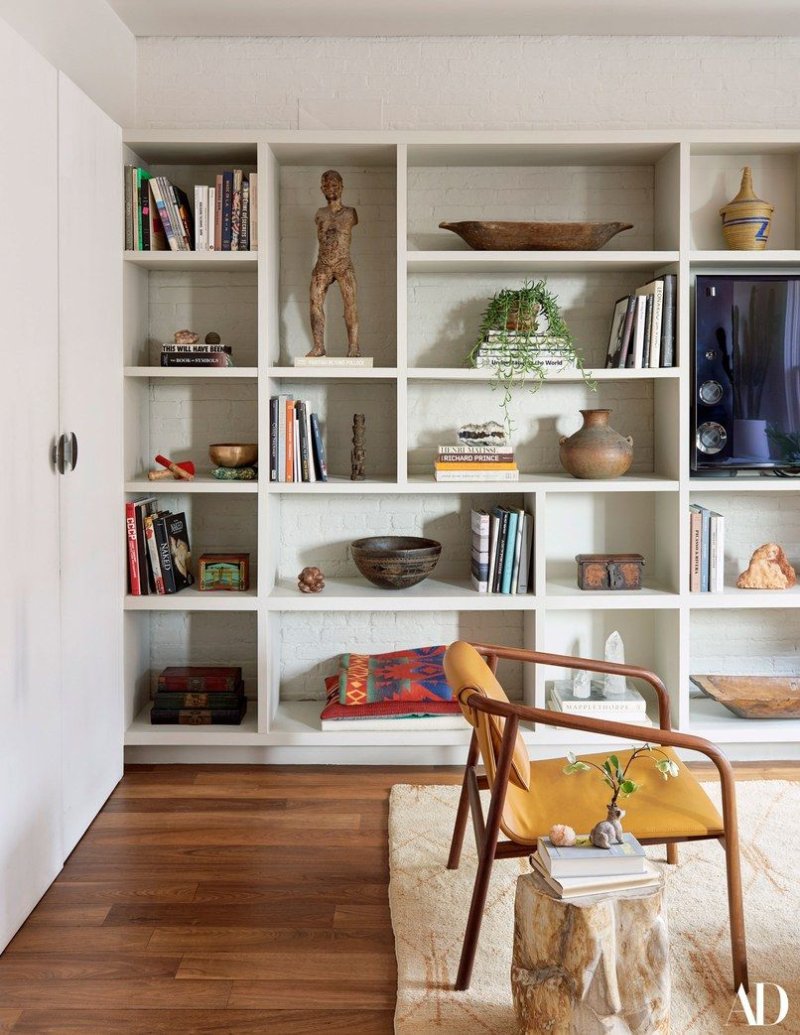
511;868;670;1035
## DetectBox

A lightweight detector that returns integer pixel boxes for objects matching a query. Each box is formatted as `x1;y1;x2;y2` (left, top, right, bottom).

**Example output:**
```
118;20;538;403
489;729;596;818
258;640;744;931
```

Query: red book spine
125;502;141;595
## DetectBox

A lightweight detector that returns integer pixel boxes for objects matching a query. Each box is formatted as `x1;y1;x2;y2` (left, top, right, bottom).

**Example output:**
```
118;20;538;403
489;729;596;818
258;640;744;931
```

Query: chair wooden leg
666;843;678;865
454;715;518;991
722;835;749;993
447;731;479;871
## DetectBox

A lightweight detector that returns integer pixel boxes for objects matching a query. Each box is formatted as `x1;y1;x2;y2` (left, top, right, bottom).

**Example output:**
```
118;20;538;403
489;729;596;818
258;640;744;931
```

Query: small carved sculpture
205;331;221;345
549;824;577;847
590;805;626;849
736;543;797;589
174;329;200;344
307;170;360;358
351;414;366;481
298;566;325;593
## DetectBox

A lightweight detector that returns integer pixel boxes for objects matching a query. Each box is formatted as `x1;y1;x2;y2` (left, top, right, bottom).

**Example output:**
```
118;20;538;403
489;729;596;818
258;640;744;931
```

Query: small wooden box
575;553;644;591
198;553;250;591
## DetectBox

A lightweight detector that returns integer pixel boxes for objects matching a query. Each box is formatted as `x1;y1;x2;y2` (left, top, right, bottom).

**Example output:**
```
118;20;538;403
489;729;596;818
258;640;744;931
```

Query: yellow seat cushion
500;748;724;846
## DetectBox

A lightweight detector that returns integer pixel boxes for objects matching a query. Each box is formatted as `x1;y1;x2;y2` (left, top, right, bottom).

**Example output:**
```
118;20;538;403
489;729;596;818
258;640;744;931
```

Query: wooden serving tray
690;675;800;718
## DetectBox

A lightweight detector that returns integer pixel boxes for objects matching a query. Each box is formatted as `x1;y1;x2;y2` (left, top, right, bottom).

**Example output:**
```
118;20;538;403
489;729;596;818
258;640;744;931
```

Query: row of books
436;444;520;483
689;503;725;592
472;331;574;371
546;678;652;727
471;506;533;594
150;666;247;726
534;832;660;900
605;273;676;369
124;167;257;252
160;343;234;368
269;396;329;482
125;497;193;596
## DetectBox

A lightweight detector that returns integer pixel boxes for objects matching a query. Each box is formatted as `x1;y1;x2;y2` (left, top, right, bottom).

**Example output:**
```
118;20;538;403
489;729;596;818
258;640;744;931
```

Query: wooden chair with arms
443;640;747;994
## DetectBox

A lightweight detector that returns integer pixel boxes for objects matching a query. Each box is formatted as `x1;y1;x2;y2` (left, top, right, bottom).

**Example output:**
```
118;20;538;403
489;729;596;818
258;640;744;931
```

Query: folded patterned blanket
335;645;452;706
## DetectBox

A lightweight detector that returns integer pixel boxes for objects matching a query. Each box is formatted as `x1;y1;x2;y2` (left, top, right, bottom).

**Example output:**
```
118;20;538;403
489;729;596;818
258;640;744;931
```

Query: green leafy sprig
563;745;680;807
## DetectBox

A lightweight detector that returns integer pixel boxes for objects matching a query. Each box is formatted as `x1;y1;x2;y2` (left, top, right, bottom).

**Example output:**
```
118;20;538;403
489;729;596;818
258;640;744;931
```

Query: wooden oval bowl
209;443;258;468
438;220;633;251
350;536;442;590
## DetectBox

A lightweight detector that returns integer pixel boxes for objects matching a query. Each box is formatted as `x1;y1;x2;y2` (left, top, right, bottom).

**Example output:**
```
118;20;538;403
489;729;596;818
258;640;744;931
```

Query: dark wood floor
1;762;798;1034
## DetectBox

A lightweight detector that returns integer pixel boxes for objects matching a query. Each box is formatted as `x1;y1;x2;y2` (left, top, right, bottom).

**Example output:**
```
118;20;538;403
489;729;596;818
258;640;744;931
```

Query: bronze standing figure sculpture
307;170;360;358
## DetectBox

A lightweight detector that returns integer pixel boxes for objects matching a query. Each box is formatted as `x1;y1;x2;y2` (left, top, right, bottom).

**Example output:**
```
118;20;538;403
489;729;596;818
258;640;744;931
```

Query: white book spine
510;510;524;593
648;281;664;368
293;415;301;483
710;512;725;592
632;295;647;368
208;187;216;250
434;470;520;482
486;513;500;593
194;185;205;251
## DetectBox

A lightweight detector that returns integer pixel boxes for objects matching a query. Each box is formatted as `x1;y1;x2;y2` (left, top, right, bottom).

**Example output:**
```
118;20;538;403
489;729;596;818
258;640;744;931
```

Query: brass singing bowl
209;443;258;468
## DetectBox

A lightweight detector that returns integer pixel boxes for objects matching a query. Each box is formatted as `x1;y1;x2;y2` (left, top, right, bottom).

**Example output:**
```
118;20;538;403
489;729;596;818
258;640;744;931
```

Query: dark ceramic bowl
350;536;442;590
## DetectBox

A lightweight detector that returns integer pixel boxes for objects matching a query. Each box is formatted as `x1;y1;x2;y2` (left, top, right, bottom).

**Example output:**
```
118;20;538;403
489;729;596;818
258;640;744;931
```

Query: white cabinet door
0;18;63;951
58;73;123;855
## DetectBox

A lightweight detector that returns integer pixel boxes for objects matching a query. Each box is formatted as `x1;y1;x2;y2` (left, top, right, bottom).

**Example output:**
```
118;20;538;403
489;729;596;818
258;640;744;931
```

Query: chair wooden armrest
470;640;673;730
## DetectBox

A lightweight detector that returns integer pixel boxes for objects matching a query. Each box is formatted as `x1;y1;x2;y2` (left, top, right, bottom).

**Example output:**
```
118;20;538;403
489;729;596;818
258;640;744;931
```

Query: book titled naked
537;833;646;878
293;356;374;367
157;666;243;692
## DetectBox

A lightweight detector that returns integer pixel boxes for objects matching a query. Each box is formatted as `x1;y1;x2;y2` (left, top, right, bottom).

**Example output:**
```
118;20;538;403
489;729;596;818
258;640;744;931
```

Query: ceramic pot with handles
559;409;633;479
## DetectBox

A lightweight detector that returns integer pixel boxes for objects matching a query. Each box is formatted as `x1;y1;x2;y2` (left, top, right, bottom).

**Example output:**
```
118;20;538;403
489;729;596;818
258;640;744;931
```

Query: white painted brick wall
278;610;524;700
147;612;258;695
691;610;800;676
135;37;800;131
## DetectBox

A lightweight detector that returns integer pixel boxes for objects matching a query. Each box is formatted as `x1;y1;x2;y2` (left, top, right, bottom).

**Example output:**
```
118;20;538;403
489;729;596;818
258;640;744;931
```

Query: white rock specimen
572;669;591;699
456;420;508;447
603;630;628;697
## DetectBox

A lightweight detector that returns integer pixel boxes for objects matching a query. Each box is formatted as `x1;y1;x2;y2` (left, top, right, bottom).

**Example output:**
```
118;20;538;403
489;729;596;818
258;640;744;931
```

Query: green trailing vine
467;279;595;431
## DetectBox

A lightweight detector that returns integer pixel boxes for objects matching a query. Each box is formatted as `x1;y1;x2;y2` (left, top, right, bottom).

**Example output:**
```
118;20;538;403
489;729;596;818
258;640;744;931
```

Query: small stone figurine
308;170;360;358
590;805;626;849
351;414;366;481
298;566;325;594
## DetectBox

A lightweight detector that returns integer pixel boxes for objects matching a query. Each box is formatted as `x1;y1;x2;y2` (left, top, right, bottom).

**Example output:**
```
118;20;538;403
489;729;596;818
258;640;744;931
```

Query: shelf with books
407;252;680;275
126;478;258;494
123;251;258;272
125;366;259;380
267;576;535;611
125;700;261;746
124;585;258;611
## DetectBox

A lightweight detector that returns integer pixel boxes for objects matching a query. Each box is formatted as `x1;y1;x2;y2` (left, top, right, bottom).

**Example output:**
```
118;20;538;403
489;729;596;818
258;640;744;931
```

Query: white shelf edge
406;367;680;382
267;577;535;611
125;701;261;746
266;366;398;379
125;366;258;379
408;250;680;273
124;587;259;611
125;478;259;494
123;250;257;271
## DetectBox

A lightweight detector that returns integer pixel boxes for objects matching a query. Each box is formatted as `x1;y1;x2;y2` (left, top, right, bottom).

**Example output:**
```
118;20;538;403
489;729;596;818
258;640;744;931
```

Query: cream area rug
389;781;800;1034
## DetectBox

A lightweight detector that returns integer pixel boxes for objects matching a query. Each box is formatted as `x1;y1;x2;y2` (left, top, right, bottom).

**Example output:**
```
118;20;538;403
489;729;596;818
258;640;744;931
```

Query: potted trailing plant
563;745;680;846
467;279;594;430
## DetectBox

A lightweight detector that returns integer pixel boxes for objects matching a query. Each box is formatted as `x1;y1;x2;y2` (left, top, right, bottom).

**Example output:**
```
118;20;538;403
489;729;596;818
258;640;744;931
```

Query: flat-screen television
693;274;800;474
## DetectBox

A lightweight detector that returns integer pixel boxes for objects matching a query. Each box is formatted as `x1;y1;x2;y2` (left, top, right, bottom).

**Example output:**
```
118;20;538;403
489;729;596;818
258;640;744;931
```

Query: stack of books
471;506;533;594
435;444;519;482
546;678;652;726
472;331;574;371
125;498;194;596
124;166;257;252
689;504;725;592
533;832;660;899
150;666;247;725
160;343;233;368
605;274;676;369
269;396;328;482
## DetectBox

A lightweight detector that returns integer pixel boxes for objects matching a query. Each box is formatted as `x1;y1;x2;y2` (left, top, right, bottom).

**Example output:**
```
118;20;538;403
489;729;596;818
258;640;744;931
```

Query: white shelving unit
122;129;800;763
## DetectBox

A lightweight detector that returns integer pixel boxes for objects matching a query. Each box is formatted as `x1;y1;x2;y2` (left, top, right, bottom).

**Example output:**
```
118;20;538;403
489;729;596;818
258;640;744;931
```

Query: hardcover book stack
689;503;725;592
160;343;234;368
472;331;574;371
532;833;660;899
435;445;519;482
125;497;194;596
268;396;328;482
151;666;247;725
605;274;677;369
546;678;652;727
471;506;533;594
124;166;257;252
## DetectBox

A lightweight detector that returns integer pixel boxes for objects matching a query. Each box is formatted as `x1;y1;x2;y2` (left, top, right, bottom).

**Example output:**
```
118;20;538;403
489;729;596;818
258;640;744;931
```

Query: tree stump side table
511;868;670;1035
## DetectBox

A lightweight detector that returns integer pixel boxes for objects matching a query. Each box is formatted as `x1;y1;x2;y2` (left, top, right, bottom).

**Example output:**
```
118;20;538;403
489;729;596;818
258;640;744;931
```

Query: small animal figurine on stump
307;169;360;358
174;329;200;344
737;543;797;589
590;805;626;849
298;566;325;594
351;413;366;481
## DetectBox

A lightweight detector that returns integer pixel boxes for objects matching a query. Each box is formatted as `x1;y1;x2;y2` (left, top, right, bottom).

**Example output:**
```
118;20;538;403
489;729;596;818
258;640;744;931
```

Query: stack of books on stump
434;445;519;482
533;833;660;899
150;666;247;725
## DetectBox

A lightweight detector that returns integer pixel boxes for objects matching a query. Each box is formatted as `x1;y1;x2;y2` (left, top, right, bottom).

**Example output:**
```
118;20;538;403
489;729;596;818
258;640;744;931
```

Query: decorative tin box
575;553;644;591
198;553;250;591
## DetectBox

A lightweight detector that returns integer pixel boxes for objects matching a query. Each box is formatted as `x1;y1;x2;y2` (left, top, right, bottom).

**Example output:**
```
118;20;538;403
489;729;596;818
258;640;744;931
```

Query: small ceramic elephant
590;805;626;849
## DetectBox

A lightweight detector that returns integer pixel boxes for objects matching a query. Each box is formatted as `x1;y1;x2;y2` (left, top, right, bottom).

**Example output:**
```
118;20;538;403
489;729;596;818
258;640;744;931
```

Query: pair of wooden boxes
575;553;644;591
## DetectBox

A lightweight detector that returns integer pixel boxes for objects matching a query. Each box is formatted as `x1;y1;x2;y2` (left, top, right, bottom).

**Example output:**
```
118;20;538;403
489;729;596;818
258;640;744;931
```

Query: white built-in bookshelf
122;130;800;763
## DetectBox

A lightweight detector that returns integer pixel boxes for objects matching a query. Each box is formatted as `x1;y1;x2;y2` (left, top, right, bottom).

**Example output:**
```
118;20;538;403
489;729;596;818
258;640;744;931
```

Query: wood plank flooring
1;761;798;1033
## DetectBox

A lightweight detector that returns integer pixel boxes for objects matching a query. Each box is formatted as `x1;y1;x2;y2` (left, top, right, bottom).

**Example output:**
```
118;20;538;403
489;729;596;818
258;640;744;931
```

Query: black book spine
222;172;233;251
153;515;177;594
310;412;328;481
141;176;151;251
492;508;510;593
269;397;278;481
165;512;193;591
297;401;311;481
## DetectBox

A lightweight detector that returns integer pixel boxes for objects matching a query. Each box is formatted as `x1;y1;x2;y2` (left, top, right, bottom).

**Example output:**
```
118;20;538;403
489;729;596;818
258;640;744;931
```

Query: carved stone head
321;169;344;202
